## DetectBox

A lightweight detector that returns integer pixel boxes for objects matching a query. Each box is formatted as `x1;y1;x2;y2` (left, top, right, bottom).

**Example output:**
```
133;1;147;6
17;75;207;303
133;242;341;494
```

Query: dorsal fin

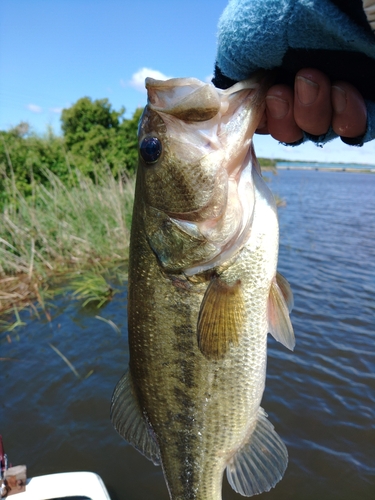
226;407;288;496
268;274;295;351
111;371;161;465
197;276;245;360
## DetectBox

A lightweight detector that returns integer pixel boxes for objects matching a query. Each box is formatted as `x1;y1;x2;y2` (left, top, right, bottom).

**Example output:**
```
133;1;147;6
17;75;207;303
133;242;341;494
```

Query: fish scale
111;76;295;499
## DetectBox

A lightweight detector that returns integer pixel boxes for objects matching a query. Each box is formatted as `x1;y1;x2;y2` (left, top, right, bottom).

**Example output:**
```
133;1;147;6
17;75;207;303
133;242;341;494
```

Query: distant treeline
258;157;277;168
0;97;142;205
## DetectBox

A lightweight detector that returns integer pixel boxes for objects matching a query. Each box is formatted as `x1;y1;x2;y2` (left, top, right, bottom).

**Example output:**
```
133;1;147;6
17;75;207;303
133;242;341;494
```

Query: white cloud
49;107;63;114
128;68;173;93
27;103;42;113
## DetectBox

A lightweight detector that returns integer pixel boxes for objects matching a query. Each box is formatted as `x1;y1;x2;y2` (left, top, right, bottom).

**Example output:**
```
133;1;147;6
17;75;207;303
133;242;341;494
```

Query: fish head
137;76;267;275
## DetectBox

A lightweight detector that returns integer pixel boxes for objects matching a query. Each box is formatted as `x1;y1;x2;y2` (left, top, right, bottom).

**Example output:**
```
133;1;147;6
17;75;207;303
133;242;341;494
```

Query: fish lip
146;77;222;122
145;76;205;89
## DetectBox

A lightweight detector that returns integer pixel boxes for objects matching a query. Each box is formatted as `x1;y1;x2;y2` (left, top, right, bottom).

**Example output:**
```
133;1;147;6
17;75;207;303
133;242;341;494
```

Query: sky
1;0;375;165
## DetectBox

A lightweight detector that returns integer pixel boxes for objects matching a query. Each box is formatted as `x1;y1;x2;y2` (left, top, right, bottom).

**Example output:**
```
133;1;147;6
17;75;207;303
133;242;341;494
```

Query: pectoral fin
268;273;295;350
111;371;161;465
226;407;288;496
197;276;244;360
276;271;294;312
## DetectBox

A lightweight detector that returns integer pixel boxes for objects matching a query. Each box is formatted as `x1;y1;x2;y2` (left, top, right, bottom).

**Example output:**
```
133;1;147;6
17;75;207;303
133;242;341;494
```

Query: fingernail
332;85;347;114
266;96;289;119
296;76;319;105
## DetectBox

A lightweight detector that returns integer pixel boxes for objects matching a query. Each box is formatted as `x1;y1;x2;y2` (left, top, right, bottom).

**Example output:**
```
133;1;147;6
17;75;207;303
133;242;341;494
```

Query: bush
0;126;68;205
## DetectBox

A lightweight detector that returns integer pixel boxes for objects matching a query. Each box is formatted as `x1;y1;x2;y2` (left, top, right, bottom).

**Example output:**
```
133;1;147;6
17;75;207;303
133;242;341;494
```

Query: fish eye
139;136;162;164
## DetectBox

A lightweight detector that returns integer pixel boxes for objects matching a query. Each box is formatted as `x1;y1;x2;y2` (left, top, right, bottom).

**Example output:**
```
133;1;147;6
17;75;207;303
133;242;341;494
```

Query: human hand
256;68;367;144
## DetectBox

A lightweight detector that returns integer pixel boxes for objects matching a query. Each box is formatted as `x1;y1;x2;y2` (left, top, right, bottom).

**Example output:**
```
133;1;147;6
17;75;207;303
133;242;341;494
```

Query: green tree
62;97;124;145
61;97;141;176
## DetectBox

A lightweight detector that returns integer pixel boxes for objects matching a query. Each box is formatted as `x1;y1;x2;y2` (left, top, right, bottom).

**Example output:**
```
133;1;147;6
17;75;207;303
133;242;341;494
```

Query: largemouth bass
111;75;295;499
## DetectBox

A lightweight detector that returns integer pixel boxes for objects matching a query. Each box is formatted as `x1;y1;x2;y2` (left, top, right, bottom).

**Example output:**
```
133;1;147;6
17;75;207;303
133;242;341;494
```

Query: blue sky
1;0;375;164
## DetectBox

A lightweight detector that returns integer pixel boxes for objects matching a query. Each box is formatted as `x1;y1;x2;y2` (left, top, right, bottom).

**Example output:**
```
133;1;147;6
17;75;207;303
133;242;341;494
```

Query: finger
264;85;303;143
331;81;367;139
294;68;332;136
256;109;269;134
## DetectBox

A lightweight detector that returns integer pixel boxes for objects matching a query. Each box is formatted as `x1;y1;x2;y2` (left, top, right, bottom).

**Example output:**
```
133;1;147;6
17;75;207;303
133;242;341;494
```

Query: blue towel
213;0;375;145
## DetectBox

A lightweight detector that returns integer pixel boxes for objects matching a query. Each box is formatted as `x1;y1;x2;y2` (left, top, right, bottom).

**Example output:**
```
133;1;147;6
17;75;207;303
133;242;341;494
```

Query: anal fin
197;276;244;360
110;371;161;465
226;407;288;496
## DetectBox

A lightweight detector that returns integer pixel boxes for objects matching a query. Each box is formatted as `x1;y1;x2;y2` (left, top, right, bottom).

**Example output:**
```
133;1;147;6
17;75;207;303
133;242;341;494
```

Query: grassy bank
0;166;134;315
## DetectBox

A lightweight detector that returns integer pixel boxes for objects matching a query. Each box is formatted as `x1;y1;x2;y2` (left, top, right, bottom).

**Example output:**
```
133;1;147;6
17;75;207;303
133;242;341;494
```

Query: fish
111;75;295;499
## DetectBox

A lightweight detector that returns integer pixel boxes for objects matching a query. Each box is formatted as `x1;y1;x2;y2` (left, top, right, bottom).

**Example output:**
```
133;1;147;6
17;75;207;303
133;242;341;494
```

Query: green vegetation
258;157;277;173
68;271;118;308
258;157;277;168
0;164;134;316
0;166;134;275
0;98;142;206
0;97;139;319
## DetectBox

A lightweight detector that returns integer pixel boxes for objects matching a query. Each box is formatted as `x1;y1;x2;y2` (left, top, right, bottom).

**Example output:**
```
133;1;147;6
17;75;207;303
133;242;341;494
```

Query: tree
61;97;125;155
60;97;140;175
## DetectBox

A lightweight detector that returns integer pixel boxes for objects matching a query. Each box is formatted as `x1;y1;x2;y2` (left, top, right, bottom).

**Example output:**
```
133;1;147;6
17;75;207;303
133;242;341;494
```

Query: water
1;170;374;499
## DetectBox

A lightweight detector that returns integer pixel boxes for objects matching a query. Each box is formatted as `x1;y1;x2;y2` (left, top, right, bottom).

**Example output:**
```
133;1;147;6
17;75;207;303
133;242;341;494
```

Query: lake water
1;170;374;499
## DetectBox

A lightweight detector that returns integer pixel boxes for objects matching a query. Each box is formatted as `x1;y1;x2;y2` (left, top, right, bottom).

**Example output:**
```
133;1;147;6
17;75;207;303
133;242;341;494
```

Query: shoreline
277;165;375;173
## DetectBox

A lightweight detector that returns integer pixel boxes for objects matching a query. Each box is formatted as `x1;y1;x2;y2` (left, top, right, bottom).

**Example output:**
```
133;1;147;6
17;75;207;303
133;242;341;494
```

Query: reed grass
0;164;134;316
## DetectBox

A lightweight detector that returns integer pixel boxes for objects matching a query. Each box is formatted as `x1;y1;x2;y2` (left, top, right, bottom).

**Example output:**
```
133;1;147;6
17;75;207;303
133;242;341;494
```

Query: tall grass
0;165;134;313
